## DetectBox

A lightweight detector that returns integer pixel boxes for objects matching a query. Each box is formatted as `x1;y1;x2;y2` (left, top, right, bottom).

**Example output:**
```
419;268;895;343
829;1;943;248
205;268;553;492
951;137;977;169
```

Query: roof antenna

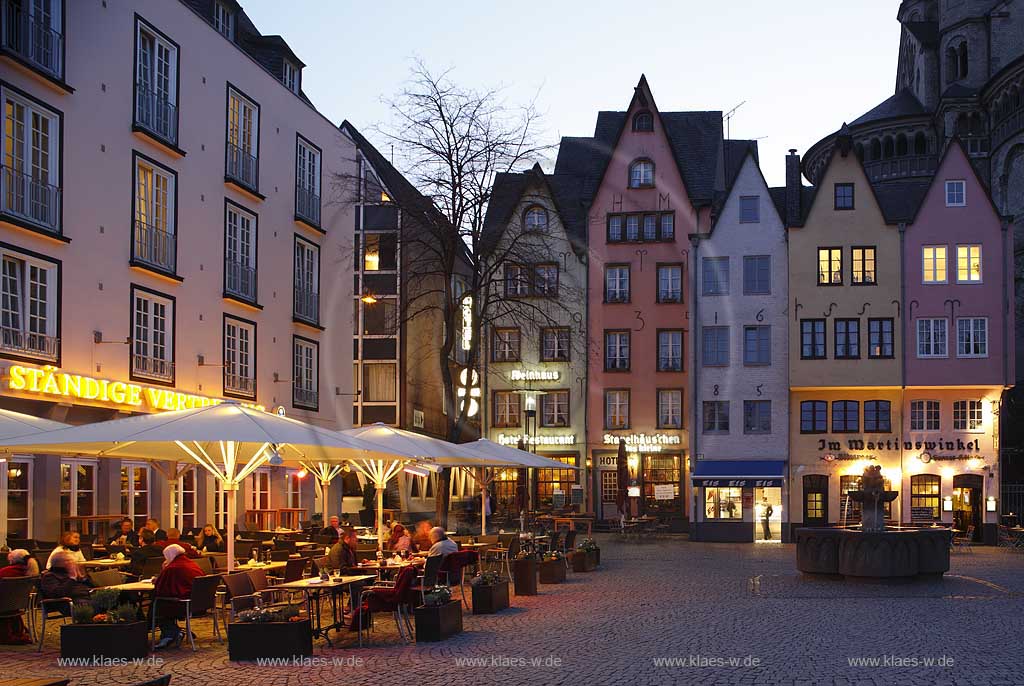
723;101;746;140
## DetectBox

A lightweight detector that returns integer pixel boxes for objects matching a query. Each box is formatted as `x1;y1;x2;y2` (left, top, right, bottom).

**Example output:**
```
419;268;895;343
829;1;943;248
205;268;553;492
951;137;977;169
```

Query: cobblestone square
4;536;1024;686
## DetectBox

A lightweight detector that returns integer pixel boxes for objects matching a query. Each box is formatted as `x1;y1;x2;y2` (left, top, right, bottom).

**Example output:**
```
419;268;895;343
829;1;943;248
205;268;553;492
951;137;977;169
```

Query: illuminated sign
603;433;681;453
5;365;265;412
509;369;560;382
457;368;480;418
816;437;981;453
496;433;576;447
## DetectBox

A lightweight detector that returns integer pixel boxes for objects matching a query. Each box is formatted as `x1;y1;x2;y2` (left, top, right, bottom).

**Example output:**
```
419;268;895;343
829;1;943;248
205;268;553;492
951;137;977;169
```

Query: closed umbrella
616;439;629;517
0;402;408;568
515;439;530;518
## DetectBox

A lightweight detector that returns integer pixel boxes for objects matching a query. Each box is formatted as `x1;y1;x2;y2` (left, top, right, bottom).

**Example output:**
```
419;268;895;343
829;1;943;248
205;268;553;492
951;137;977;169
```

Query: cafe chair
486;534;519;580
269;550;291;562
440;551;479;609
0;577;35;644
309;556;329;577
8;538;35;550
359;566;417;646
33;550;52;571
409;554;444;606
273;539;297;554
221;572;260;619
193;556;215;575
246;568;292;608
36;596;74;652
140;556;166;579
150;573;223;651
88;569;128;588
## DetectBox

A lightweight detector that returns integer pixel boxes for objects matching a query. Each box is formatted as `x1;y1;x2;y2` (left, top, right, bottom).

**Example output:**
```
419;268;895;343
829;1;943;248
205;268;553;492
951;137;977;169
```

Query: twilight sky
242;0;903;186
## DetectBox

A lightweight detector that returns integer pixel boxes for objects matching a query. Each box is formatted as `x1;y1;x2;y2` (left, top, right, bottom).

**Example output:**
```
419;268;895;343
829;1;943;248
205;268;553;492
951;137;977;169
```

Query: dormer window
629;159;654;188
633;111;654;132
214;1;234;40
282;60;300;94
523;205;548;232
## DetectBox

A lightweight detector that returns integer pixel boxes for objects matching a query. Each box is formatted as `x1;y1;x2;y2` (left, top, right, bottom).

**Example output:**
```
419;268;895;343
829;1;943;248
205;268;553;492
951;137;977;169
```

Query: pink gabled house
902;139;1014;543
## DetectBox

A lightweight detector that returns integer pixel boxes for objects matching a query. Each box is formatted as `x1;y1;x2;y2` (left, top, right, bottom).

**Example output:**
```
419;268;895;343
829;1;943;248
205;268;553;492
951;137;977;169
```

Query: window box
470;580;510;614
538;558;566;584
512;556;537;596
413;600;463;642
60;621;149;660
227;619;312;661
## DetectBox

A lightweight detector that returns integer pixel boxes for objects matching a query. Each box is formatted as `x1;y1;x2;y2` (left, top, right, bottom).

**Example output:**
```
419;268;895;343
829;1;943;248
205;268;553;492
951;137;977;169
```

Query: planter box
572;549;598;572
414;600;463;642
227;619;312;661
471;581;510;614
60;621;149;660
538;559;566;584
512;557;537;596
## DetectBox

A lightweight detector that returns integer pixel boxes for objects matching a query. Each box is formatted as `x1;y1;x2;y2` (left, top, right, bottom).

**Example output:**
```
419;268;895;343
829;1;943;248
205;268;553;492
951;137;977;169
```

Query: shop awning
692;460;787;487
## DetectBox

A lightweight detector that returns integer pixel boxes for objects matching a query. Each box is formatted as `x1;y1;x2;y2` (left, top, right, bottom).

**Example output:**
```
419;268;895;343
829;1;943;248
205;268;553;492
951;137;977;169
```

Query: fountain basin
796;527;950;579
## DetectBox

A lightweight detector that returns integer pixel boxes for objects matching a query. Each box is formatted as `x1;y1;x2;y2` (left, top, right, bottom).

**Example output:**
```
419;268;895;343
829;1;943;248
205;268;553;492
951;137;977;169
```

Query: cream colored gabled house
0;0;356;543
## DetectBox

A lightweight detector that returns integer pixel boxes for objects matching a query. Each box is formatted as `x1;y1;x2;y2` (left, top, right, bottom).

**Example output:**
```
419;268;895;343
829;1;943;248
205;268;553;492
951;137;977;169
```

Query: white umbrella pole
321;479;330;524
377;485;385;552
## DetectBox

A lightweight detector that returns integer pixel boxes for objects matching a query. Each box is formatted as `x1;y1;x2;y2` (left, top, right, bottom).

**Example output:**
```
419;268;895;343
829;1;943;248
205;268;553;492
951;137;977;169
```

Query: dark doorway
952;474;983;541
803;474;829;526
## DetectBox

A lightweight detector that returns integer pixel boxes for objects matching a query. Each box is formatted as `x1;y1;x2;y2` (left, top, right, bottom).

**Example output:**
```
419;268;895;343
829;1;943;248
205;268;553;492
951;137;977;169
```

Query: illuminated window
223;316;255;397
643;455;679;511
945;180;965;207
600;471;619;503
362;363;396;402
705;487;742;519
133;154;177;273
120;464;150;529
493;391;521;428
226;87;259;189
911;474;940;520
922;246;947;283
840;475;863;523
956;317;988;357
524;205;548;231
536;455;577;505
249;469;270;511
917;318;947;358
604;390;629;429
956;245;982;282
817;247;842;285
658;389;683;429
3;458;33;538
910;400;940;431
60;460;96;520
953;399;983;431
852;247;876;284
629;159;654;188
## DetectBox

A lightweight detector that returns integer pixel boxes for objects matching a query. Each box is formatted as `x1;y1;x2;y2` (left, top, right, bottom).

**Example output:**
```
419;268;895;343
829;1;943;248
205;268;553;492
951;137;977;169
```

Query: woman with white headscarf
151;544;204;649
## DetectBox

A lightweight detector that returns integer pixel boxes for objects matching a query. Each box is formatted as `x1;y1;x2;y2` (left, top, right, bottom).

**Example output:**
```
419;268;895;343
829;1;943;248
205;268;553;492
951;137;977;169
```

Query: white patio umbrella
0;408;67;445
453;439;582;535
337;424;506;549
0;402;415;568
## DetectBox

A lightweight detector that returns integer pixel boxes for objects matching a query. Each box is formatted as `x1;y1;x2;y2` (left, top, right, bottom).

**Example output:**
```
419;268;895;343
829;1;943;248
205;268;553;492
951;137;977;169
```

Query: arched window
523;205;548;232
883;137;895;159
946;47;958;82
958;42;968;79
896;134;908;157
629;159;654;188
913;132;928;155
632;111;654;132
870;139;882;161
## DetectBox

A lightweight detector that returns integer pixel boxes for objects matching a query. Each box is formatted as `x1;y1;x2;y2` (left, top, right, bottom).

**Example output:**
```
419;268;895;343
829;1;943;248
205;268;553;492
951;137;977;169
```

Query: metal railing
863;155;936;182
133;219;176;272
226;142;258;190
134;84;178;145
295;186;320;225
0;327;58;360
1;165;61;233
292;386;318;408
225;258;256;301
132;354;174;382
293;285;319;323
224;372;255;396
1;0;63;79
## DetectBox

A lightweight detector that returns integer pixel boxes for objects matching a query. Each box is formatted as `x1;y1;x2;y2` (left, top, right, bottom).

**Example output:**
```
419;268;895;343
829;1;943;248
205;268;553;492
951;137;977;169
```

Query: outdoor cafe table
353;558;423;580
276;575;375;646
107;580;155;592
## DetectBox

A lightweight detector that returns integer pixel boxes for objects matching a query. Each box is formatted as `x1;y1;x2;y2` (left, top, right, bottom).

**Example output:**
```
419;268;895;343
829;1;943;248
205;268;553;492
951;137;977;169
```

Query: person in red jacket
155;527;201;558
152;544;203;649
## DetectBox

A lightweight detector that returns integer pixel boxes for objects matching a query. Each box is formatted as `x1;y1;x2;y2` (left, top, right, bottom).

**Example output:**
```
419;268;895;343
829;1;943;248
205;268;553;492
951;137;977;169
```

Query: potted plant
414;586;462;642
512;550;538;596
572;538;600;572
538;551;566;584
470;570;510;614
60;589;149;659
358;482;376;527
227;604;312;661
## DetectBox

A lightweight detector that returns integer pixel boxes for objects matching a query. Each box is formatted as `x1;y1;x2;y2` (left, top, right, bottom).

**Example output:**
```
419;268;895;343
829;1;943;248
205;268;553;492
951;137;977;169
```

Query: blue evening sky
242;0;902;186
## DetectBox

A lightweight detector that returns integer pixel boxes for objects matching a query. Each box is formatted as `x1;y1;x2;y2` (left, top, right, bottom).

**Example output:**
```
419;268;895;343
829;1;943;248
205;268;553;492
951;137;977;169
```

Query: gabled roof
872;179;932;223
708;141;762;228
850;89;927;127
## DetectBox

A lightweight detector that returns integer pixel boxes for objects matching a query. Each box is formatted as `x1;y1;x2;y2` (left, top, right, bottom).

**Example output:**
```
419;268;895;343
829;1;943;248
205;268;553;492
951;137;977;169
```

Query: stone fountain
796;465;950;580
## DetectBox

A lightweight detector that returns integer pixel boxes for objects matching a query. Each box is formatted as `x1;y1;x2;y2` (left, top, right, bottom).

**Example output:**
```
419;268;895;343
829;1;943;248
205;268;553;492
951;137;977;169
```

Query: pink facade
903;141;1014;387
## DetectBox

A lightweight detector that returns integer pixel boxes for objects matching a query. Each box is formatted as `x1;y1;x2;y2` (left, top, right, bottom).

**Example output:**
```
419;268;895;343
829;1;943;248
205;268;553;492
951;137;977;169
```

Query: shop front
690;460;787;543
591;432;688;531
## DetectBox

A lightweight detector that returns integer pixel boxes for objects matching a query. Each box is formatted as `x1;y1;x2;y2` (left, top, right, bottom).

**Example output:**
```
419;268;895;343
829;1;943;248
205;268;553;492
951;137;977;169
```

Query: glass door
754;486;782;542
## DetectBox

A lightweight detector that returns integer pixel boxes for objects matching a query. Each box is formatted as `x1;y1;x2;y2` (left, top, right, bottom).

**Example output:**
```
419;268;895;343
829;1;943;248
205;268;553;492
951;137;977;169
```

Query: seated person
107;518;139;548
45;531;87;570
0;549;36;644
145;518;168;542
320;515;343;544
411;520;433;553
389;523;412;552
39;551;92;613
427;527;458;558
129;529;165;576
328;527;359;574
0;548;39;578
194;524;224;553
157;528;200;558
151;545;204;649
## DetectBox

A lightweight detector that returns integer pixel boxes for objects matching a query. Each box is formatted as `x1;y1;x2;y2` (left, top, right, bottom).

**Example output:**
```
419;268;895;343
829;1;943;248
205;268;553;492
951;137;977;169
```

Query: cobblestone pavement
4;537;1024;685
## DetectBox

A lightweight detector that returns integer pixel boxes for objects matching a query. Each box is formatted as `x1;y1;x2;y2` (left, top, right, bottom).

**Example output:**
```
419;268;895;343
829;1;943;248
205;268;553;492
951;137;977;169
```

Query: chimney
785;148;801;227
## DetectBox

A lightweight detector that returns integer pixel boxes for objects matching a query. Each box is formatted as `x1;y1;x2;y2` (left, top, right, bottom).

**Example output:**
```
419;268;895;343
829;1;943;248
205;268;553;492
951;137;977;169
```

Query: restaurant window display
911;474;941;520
754;487;782;542
491;468;519;512
3;458;32;539
121;463;150;529
60;460;96;520
705;487;742;519
643;454;681;513
535;455;577;507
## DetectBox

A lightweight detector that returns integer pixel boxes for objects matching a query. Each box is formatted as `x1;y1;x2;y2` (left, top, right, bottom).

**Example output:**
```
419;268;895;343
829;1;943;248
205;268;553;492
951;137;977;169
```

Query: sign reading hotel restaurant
816;437;982;453
508;369;560;382
496;433;575;447
603;433;681;453
5;364;265;413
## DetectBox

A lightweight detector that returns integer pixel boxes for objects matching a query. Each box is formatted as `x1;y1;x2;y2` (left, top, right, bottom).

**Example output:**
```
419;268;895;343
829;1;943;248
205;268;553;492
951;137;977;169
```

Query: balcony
226;142;258;192
293;386;318;408
225;258;257;302
224;372;255;397
1;0;63;81
863;155;936;183
295;185;320;226
1;165;61;235
132;354;174;383
0;327;58;361
293;286;319;325
134;84;178;146
133;220;176;274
